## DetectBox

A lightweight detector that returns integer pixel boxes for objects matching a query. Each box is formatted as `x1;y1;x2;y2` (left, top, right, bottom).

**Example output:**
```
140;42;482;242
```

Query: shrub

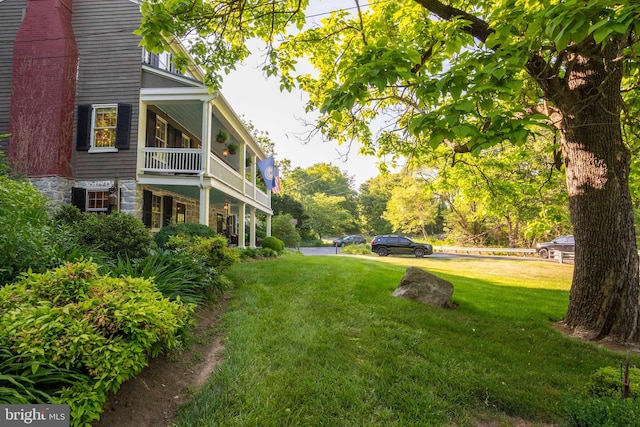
261;236;285;253
112;250;226;305
0;176;56;284
272;214;301;248
564;397;640;427
52;206;156;261
154;223;217;248
237;247;280;260
80;212;156;259
340;243;371;255
587;366;640;400
0;260;193;426
167;235;240;272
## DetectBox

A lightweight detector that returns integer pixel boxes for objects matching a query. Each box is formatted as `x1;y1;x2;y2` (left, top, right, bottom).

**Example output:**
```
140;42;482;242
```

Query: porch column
266;214;272;237
199;183;210;226
201;101;212;176
249;206;257;247
238;202;247;248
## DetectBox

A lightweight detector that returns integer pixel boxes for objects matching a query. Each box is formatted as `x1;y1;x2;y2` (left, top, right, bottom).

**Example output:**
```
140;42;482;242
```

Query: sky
219;1;387;189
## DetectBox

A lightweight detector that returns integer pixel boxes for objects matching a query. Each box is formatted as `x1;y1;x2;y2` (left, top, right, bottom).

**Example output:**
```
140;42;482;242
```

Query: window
87;190;109;212
181;134;191;148
76;104;131;151
176;203;186;223
92;105;117;150
155;117;167;147
151;195;162;229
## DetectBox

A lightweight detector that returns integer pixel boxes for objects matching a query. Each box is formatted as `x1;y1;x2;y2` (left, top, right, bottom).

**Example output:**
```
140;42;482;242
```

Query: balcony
141;147;270;209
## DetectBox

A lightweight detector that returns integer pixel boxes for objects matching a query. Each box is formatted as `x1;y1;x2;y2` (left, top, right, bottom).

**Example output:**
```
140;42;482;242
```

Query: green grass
173;255;635;426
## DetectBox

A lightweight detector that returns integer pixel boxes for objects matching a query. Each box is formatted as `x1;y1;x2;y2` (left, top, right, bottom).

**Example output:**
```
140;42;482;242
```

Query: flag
257;156;276;193
272;167;281;194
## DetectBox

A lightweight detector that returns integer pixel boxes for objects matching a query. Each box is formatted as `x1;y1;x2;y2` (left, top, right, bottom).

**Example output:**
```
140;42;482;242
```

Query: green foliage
112;250;225;305
587;366;640;400
0;348;88;405
0;260;193;426
0;176;55;284
304;192;354;239
154;222;217;248
564;397;640;427
53;206;156;260
339;243;370;255
237;247;278;260
166;235;239;272
261;236;285;253
271;213;301;248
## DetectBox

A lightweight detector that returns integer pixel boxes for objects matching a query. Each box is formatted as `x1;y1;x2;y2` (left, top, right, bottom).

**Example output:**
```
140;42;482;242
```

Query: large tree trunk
545;46;640;343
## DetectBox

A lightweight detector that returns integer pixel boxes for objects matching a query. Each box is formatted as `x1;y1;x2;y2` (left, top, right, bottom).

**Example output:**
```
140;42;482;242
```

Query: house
0;0;273;247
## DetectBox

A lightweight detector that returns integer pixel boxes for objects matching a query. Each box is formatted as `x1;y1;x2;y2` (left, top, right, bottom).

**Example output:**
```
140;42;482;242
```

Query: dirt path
93;295;229;427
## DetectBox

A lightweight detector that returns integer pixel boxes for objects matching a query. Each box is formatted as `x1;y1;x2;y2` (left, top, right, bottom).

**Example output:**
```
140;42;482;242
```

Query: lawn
173;254;636;426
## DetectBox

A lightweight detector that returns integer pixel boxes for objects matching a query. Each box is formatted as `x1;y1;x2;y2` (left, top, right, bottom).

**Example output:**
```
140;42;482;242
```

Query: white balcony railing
142;148;202;173
140;147;270;210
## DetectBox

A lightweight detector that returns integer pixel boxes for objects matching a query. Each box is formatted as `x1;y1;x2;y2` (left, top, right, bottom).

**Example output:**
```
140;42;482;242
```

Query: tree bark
541;46;640;343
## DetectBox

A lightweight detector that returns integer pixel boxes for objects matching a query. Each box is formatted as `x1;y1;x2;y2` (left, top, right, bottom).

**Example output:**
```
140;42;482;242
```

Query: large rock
392;267;454;308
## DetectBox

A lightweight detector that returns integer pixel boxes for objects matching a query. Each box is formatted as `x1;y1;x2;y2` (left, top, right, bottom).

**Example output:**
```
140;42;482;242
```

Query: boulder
392;267;454;308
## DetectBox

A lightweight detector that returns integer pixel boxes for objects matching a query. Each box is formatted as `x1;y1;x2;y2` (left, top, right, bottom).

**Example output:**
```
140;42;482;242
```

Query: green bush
0;260;193;426
261;236;285;253
0;176;56;284
272;214;301;248
237;247;279;260
588;366;640;400
340;243;371;255
52;206;156;261
167;235;240;272
564;397;640;427
81;212;156;259
154;223;217;248
112;250;226;305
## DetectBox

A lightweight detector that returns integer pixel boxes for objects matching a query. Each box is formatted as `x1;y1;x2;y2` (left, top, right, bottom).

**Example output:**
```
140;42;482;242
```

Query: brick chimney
8;0;78;178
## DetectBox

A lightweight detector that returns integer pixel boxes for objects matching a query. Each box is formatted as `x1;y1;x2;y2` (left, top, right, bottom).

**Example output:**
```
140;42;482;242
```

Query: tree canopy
138;1;640;343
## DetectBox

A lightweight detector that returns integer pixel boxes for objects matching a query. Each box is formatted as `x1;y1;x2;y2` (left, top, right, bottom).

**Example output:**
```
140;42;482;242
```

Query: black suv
370;235;433;258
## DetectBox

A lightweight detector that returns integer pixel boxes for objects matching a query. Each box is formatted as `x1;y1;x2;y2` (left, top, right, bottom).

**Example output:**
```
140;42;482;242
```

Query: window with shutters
87;190;109;212
91;105;118;152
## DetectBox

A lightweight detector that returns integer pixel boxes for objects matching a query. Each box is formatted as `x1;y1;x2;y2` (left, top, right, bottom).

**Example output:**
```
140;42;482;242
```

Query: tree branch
412;0;493;43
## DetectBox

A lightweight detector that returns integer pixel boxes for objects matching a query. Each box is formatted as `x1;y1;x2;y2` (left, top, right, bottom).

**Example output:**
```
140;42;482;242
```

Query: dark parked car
536;235;574;258
333;235;367;246
370;235;433;258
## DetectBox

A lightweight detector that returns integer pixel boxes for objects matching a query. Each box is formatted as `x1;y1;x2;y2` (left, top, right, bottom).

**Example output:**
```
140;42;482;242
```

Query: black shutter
76;105;91;151
115;103;132;149
142;190;153;227
174;129;182;147
146;110;156;147
71;187;86;212
163;196;173;226
167;124;176;148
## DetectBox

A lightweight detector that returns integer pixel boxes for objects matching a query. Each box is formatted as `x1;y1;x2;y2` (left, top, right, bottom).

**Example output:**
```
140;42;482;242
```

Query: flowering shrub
0;260;193;426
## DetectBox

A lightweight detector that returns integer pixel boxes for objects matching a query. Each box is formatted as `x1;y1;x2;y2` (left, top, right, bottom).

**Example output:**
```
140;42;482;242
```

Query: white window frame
181;133;191;149
151;194;162;229
155;117;167;148
89;104;118;153
86;189;110;212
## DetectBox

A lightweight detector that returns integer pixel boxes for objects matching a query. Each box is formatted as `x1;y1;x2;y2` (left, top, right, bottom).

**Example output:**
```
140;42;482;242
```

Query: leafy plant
167;235;239;272
0;260;193;426
154;222;217;248
261;236;285;253
112;250;226;305
215;129;229;143
0;176;56;284
564;397;640;427
587;366;640;400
